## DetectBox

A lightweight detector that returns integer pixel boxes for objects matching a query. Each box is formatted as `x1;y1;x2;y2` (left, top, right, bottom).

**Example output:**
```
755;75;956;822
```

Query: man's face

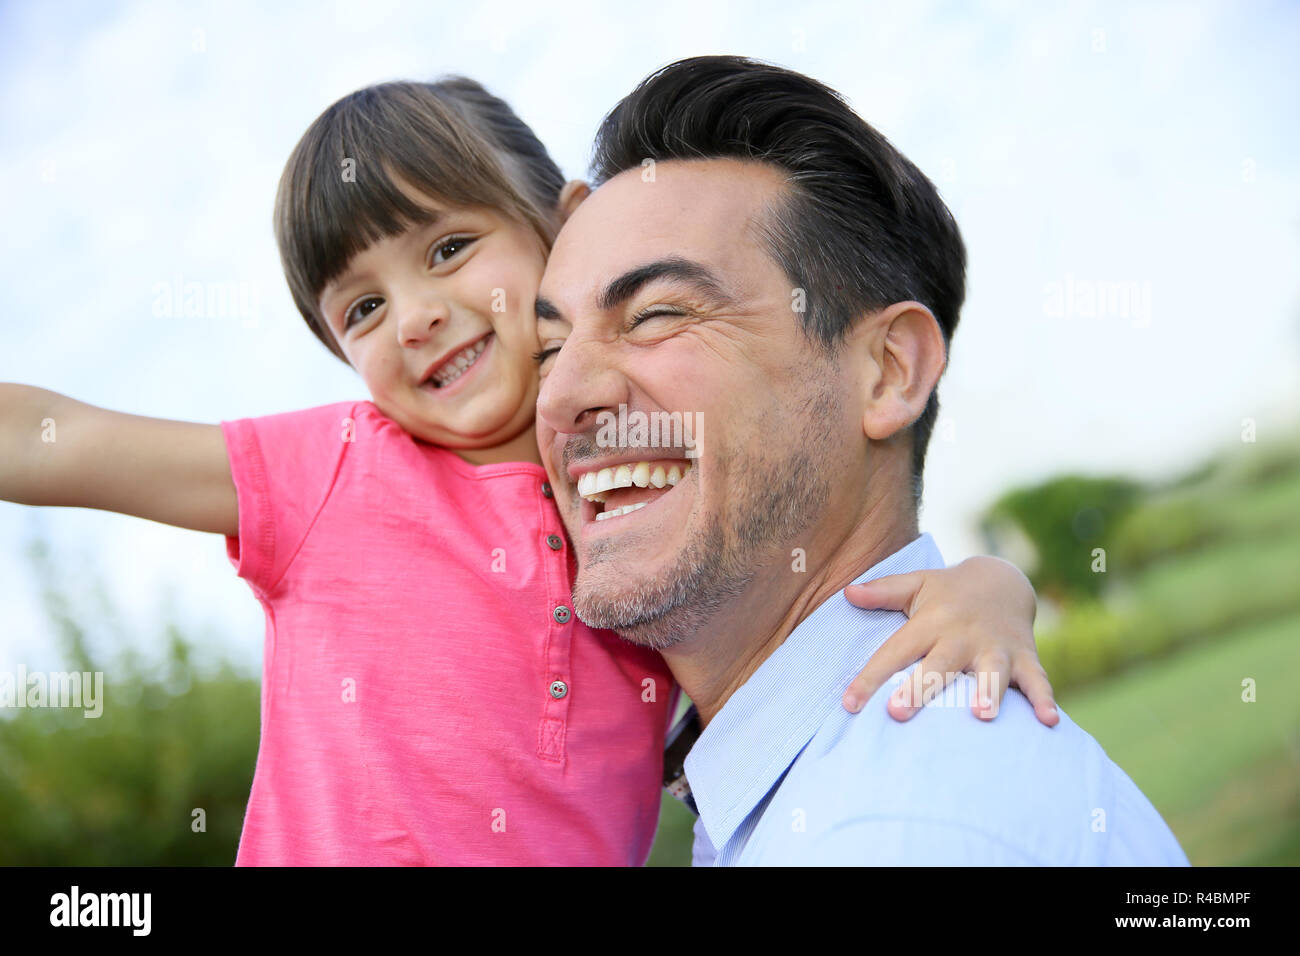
535;158;864;649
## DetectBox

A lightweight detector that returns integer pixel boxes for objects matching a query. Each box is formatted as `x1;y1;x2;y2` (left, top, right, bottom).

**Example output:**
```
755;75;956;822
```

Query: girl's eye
431;235;474;266
532;346;561;366
344;296;383;329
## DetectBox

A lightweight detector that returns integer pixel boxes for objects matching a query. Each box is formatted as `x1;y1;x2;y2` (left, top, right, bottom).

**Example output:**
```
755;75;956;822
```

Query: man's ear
860;301;947;442
555;180;591;225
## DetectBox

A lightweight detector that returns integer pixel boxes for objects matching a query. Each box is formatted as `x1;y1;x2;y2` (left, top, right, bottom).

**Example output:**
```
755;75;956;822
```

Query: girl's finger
887;646;966;721
970;649;1011;721
1013;655;1060;727
843;572;927;614
840;621;928;713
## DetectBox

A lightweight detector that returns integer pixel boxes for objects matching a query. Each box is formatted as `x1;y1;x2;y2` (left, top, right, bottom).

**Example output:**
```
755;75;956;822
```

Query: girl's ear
556;180;591;224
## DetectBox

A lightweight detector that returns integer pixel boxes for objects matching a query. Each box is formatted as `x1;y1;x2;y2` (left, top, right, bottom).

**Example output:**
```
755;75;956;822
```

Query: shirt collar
683;532;945;854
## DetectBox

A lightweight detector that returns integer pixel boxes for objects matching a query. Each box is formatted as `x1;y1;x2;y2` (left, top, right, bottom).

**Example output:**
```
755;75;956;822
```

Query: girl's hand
839;556;1060;727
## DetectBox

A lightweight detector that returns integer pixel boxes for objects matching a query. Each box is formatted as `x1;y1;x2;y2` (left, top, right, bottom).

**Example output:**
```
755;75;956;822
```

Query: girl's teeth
431;337;488;387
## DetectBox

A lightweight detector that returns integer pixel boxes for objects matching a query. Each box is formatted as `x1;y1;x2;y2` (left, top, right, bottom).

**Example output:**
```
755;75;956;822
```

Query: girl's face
317;198;551;461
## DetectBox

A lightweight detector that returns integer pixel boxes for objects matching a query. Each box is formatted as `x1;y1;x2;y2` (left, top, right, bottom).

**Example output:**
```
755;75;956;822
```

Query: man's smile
568;456;697;534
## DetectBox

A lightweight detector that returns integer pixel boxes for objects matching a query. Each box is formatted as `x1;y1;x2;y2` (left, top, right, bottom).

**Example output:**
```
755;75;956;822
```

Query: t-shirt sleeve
219;402;357;595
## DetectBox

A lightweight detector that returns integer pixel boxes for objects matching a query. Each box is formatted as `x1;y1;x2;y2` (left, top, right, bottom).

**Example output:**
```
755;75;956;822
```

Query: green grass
1036;532;1300;692
1059;612;1300;865
1126;535;1300;640
1112;468;1300;568
648;792;697;867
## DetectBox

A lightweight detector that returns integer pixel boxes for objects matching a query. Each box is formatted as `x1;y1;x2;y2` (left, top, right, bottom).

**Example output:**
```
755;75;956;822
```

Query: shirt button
546;534;563;551
549;680;568;699
541;481;554;499
553;605;571;624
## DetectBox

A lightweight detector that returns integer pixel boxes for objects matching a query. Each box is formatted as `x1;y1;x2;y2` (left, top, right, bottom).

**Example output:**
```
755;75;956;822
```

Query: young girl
0;77;1054;866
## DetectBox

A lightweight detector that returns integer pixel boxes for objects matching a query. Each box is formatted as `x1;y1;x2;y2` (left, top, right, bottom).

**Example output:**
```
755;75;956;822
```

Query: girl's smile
316;199;549;464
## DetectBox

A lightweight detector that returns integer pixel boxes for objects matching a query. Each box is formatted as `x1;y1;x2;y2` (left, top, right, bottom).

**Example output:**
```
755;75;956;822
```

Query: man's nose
395;293;450;348
537;336;626;437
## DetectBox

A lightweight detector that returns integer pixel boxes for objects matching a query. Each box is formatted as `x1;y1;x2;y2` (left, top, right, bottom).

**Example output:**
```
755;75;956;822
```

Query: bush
0;540;260;865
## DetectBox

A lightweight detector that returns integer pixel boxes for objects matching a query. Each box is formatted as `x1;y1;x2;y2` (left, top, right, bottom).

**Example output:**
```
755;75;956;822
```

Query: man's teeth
595;501;648;522
429;337;488;387
578;461;693;504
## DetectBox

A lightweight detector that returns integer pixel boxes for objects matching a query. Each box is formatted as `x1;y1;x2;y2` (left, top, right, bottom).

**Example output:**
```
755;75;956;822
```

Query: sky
1;0;1297;673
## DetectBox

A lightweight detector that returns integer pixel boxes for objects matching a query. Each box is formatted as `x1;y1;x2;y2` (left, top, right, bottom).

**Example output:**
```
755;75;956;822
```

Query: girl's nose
396;296;450;348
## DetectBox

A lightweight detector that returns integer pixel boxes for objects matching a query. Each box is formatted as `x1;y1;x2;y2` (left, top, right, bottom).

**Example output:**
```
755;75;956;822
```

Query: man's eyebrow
598;256;732;312
534;256;733;325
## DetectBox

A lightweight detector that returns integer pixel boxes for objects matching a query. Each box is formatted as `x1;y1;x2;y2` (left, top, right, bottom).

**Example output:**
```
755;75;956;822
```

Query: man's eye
345;296;383;329
431;236;474;265
629;307;685;328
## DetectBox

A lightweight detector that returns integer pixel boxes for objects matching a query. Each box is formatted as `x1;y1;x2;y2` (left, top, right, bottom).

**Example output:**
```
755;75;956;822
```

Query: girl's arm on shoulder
840;555;1059;727
0;384;237;536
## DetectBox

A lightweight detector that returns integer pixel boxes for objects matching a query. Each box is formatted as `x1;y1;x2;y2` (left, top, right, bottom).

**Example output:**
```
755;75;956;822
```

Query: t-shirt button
553;605;571;624
549;680;569;700
541;481;554;498
546;534;563;551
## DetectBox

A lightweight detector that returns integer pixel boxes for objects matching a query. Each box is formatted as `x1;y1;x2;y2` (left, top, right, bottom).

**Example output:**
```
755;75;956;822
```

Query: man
532;56;1187;865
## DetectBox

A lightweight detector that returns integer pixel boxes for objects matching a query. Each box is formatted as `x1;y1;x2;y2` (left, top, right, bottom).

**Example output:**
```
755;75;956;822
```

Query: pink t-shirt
221;401;674;865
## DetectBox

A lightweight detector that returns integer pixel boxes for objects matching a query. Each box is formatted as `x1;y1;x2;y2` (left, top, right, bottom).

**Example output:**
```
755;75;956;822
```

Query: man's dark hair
589;56;966;505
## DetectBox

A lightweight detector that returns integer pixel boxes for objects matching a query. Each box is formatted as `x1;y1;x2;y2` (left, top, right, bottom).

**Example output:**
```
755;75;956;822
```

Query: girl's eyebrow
319;207;484;321
535;296;564;325
319;276;362;317
408;207;448;230
319;215;448;306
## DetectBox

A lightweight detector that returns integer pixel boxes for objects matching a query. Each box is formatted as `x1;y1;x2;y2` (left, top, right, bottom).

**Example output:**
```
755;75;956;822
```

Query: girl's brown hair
274;78;566;361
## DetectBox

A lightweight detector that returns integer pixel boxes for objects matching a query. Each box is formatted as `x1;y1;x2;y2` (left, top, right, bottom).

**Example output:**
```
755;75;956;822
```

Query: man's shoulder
742;675;1183;865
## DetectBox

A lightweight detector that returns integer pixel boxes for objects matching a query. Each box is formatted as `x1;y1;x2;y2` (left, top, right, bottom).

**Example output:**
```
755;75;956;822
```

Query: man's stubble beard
571;379;839;652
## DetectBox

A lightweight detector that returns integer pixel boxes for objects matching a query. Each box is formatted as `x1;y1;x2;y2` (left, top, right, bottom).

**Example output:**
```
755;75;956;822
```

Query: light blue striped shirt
682;533;1189;866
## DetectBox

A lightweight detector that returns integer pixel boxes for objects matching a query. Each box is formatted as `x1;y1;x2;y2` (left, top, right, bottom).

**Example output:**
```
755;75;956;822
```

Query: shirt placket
536;479;572;764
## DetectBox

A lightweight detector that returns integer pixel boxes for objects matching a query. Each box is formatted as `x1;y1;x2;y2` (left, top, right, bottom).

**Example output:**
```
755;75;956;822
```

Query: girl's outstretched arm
840;555;1059;727
0;384;237;536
